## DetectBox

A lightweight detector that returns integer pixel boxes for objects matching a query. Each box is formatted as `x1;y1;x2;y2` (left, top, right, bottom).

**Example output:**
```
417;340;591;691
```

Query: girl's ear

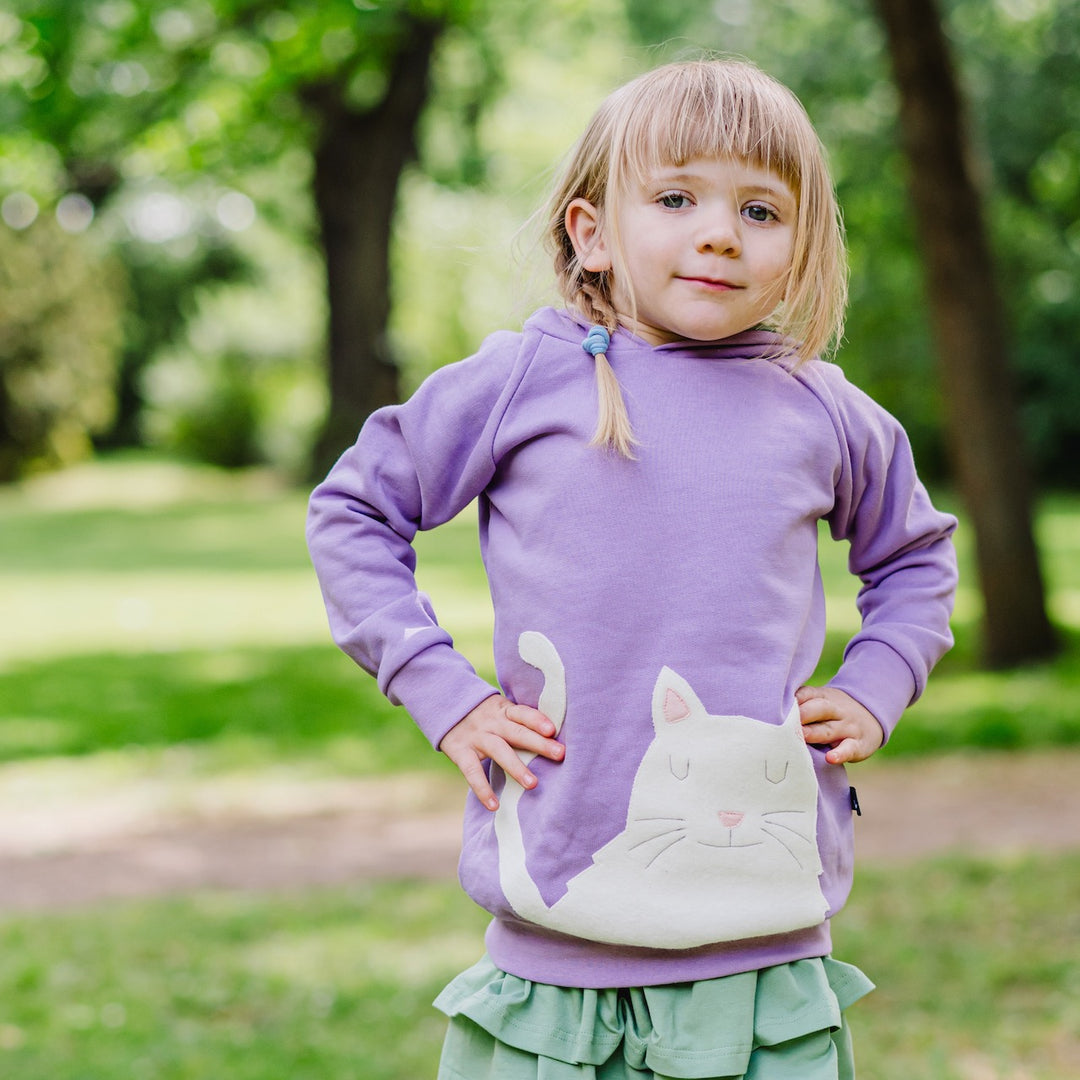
565;198;612;273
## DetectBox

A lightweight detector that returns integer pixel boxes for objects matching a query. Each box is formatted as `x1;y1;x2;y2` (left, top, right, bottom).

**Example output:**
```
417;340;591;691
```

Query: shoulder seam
487;325;546;468
783;362;849;503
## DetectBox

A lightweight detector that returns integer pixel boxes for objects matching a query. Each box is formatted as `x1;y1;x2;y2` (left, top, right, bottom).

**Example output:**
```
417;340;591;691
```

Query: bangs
609;63;810;196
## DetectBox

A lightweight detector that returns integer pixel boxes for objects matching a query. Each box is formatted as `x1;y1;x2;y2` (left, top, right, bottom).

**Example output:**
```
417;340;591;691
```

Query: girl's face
568;157;796;346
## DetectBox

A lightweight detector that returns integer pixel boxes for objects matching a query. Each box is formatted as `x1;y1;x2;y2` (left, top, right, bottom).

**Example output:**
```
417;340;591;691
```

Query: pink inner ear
664;688;691;724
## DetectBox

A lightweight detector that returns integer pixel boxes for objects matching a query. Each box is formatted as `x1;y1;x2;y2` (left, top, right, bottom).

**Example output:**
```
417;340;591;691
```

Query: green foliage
959;0;1080;484
1;0;1078;482
0;216;125;480
0;0;499;475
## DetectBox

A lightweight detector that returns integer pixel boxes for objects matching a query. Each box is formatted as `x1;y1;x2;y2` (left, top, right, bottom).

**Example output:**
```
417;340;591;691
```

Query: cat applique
493;631;830;949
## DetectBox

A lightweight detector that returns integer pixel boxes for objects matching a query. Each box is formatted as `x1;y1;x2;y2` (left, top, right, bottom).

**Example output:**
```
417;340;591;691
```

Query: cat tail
516;631;567;760
491;632;567;923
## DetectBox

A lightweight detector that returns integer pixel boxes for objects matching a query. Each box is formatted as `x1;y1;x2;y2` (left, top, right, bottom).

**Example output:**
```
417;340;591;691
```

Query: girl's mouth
681;276;741;291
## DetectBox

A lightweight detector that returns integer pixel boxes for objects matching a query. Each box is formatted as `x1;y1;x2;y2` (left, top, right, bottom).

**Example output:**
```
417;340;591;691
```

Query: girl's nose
696;212;741;256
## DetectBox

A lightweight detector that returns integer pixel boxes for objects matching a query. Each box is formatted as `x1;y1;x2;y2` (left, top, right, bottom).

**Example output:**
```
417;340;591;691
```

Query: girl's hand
796;685;884;765
439;695;565;812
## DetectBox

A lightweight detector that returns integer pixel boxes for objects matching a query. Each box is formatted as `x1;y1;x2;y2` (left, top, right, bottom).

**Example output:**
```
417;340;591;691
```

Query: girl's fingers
503;702;557;738
455;751;500;811
802;721;839;745
500;705;564;763
796;686;883;763
440;697;565;813
824;738;858;765
796;689;836;726
488;742;539;792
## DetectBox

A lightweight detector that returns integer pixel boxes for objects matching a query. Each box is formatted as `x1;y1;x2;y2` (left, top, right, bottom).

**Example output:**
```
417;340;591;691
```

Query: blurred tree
2;0;1075;498
0;2;263;469
301;13;446;475
0;0;496;478
955;0;1080;487
0;217;124;480
872;0;1057;667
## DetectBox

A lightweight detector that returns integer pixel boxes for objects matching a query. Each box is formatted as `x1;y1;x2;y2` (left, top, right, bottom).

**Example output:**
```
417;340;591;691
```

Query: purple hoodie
307;306;957;988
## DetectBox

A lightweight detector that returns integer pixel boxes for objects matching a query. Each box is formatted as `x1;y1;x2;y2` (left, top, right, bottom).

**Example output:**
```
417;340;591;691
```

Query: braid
548;176;637;457
579;313;638;459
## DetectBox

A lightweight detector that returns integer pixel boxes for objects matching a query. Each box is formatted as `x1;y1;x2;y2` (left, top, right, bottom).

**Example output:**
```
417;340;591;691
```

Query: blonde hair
545;58;848;456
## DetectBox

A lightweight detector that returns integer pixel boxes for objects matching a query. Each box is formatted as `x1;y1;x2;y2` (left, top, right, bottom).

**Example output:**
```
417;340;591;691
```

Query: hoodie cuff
827;639;918;744
385;641;501;750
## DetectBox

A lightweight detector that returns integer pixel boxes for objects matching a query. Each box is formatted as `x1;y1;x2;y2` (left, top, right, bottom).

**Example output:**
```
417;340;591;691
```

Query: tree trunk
306;18;444;479
872;0;1057;667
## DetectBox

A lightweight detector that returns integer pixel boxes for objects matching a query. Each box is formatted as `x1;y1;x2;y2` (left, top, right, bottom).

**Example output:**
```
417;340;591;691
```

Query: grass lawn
0;855;1075;1079
0;455;1078;1078
1;457;1079;775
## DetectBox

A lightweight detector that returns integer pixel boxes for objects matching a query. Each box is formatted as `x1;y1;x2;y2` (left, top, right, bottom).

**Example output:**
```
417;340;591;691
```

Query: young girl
307;59;957;1080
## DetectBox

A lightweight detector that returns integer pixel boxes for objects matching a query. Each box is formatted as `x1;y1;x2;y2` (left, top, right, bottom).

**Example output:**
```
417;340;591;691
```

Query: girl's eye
744;203;776;223
658;192;691;210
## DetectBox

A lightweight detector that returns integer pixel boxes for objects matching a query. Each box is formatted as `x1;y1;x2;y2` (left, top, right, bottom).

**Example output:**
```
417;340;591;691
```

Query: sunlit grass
0;644;448;775
0;456;492;775
0;456;493;668
2;571;329;664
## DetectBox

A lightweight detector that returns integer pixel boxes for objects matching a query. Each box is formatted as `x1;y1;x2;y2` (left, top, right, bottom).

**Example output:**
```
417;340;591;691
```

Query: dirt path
0;751;1076;913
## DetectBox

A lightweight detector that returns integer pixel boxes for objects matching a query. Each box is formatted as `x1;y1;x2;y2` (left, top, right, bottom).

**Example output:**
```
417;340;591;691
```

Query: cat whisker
761;819;812;843
760;823;810;868
643;834;687;869
628;826;687;855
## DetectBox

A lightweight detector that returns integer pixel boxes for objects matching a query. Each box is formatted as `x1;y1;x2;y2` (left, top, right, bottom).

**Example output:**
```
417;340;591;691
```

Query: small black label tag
849;786;862;816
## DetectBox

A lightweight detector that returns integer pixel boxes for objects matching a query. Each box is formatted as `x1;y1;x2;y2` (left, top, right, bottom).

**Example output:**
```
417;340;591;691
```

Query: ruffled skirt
434;954;873;1080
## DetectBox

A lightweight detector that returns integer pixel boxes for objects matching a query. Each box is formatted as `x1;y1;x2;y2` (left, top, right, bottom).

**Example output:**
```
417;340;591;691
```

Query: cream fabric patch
494;632;828;949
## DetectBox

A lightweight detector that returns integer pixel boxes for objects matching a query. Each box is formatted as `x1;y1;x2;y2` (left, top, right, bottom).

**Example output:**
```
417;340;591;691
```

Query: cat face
620;668;821;872
496;632;830;948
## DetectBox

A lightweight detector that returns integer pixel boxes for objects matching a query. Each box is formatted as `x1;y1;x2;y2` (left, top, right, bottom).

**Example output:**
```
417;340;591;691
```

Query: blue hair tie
582;326;610;356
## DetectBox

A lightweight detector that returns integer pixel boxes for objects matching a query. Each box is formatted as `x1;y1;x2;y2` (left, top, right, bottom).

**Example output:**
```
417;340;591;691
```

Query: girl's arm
306;333;526;751
820;372;959;745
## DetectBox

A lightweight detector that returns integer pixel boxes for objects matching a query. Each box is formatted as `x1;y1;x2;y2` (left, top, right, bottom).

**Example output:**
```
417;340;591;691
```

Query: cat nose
718;811;744;829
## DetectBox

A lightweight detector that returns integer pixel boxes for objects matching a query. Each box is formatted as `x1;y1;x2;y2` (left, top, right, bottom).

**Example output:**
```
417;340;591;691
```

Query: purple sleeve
305;331;526;749
822;373;958;742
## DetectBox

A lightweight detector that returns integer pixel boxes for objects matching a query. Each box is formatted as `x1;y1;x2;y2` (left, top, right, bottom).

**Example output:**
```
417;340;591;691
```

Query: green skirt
434;954;873;1080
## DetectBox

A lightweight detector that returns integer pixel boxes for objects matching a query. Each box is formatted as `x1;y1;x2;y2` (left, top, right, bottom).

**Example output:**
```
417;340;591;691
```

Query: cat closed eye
765;760;790;784
668;756;690;780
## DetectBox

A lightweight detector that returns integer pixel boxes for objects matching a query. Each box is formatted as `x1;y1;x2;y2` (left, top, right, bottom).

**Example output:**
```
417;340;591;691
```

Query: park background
1;0;1078;1077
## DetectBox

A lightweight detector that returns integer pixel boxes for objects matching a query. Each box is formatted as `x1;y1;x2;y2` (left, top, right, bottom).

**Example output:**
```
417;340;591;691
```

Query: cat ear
652;668;705;732
664;689;690;723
